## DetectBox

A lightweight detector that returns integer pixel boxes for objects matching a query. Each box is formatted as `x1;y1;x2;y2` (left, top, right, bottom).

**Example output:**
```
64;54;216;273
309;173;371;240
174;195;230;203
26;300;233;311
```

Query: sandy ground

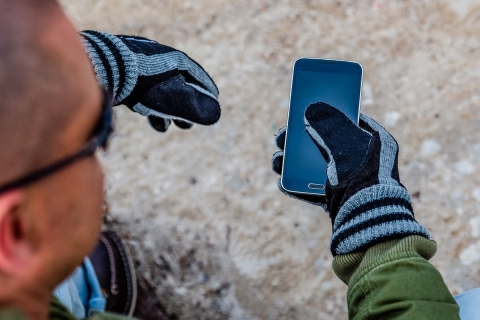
60;0;480;318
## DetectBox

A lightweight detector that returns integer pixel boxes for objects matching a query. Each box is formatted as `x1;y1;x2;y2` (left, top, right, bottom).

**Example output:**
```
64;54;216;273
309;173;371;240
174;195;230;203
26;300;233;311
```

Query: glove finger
359;113;400;182
173;119;194;130
277;179;327;209
136;73;221;126
147;115;171;133
271;151;284;175
118;35;219;99
304;102;372;185
275;127;286;150
359;113;398;147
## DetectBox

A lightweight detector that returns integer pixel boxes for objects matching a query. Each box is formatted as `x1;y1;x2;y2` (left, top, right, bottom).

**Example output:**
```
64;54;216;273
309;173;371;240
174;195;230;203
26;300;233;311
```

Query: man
0;1;106;318
0;1;219;319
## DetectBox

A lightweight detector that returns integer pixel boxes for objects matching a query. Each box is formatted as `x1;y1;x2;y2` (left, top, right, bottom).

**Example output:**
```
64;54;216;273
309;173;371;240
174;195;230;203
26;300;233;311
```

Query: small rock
470;217;480;238
441;0;478;18
383;111;401;127
271;277;279;287
321;281;333;291
473;188;480;202
460;241;480;266
325;300;335;312
411;191;421;200
361;82;374;107
175;287;188;296
314;259;322;272
279;99;289;109
454;160;475;175
189;176;198;185
420;139;442;157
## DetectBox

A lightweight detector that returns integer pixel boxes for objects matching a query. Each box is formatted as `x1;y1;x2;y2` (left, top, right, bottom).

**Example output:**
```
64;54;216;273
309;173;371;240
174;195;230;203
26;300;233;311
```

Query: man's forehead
0;0;102;183
38;6;103;138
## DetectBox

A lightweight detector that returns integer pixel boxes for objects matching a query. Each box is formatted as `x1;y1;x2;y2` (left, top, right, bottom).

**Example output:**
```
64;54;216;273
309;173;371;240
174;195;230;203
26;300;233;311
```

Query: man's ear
0;189;32;274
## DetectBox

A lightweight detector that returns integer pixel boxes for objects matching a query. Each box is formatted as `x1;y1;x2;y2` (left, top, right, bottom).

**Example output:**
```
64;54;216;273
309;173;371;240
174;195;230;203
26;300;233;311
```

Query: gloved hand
272;102;430;256
80;30;220;132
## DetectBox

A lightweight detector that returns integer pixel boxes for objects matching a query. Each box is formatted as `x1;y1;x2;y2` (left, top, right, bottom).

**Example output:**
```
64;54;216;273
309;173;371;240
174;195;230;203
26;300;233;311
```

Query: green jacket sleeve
332;235;460;320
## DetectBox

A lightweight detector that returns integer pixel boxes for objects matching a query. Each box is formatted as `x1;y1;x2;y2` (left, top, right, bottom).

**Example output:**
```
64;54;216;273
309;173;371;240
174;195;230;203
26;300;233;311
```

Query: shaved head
0;0;100;185
0;1;106;317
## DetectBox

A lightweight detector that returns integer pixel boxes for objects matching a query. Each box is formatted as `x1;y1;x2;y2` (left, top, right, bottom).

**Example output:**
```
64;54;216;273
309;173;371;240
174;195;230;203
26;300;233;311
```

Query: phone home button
308;183;325;190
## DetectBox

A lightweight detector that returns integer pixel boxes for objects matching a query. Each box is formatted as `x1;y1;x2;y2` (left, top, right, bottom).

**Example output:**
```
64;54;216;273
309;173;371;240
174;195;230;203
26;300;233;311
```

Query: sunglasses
0;88;114;194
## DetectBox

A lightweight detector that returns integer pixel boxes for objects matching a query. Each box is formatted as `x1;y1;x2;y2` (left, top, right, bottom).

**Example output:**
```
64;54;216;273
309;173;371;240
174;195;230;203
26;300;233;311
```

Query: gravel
61;0;480;318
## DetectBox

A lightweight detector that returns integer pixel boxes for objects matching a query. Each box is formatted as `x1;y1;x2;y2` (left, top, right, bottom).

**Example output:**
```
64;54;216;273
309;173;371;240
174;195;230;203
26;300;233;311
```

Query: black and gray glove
272;102;430;256
80;30;220;132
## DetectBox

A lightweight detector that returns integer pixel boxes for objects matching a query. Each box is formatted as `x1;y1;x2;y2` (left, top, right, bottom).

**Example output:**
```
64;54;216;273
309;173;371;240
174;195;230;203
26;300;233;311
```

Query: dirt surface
61;1;480;318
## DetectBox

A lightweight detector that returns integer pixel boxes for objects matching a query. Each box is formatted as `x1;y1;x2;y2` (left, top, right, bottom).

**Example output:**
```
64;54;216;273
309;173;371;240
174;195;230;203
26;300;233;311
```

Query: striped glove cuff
330;184;430;256
80;30;138;104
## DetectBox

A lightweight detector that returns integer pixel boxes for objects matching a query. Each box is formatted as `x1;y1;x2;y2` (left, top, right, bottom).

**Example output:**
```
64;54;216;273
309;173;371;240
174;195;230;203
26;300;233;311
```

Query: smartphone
281;58;363;196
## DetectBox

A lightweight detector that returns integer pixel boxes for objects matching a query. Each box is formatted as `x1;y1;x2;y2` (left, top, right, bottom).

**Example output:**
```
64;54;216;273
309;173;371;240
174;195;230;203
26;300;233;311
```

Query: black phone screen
281;59;362;195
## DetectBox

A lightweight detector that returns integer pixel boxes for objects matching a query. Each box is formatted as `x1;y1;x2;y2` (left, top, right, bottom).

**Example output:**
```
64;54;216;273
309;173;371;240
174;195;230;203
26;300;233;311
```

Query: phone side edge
281;59;326;197
354;61;363;125
280;59;298;193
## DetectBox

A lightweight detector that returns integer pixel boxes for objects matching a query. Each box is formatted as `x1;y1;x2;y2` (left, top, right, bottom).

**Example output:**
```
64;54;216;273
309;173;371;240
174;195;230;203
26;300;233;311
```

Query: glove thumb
304;102;371;185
